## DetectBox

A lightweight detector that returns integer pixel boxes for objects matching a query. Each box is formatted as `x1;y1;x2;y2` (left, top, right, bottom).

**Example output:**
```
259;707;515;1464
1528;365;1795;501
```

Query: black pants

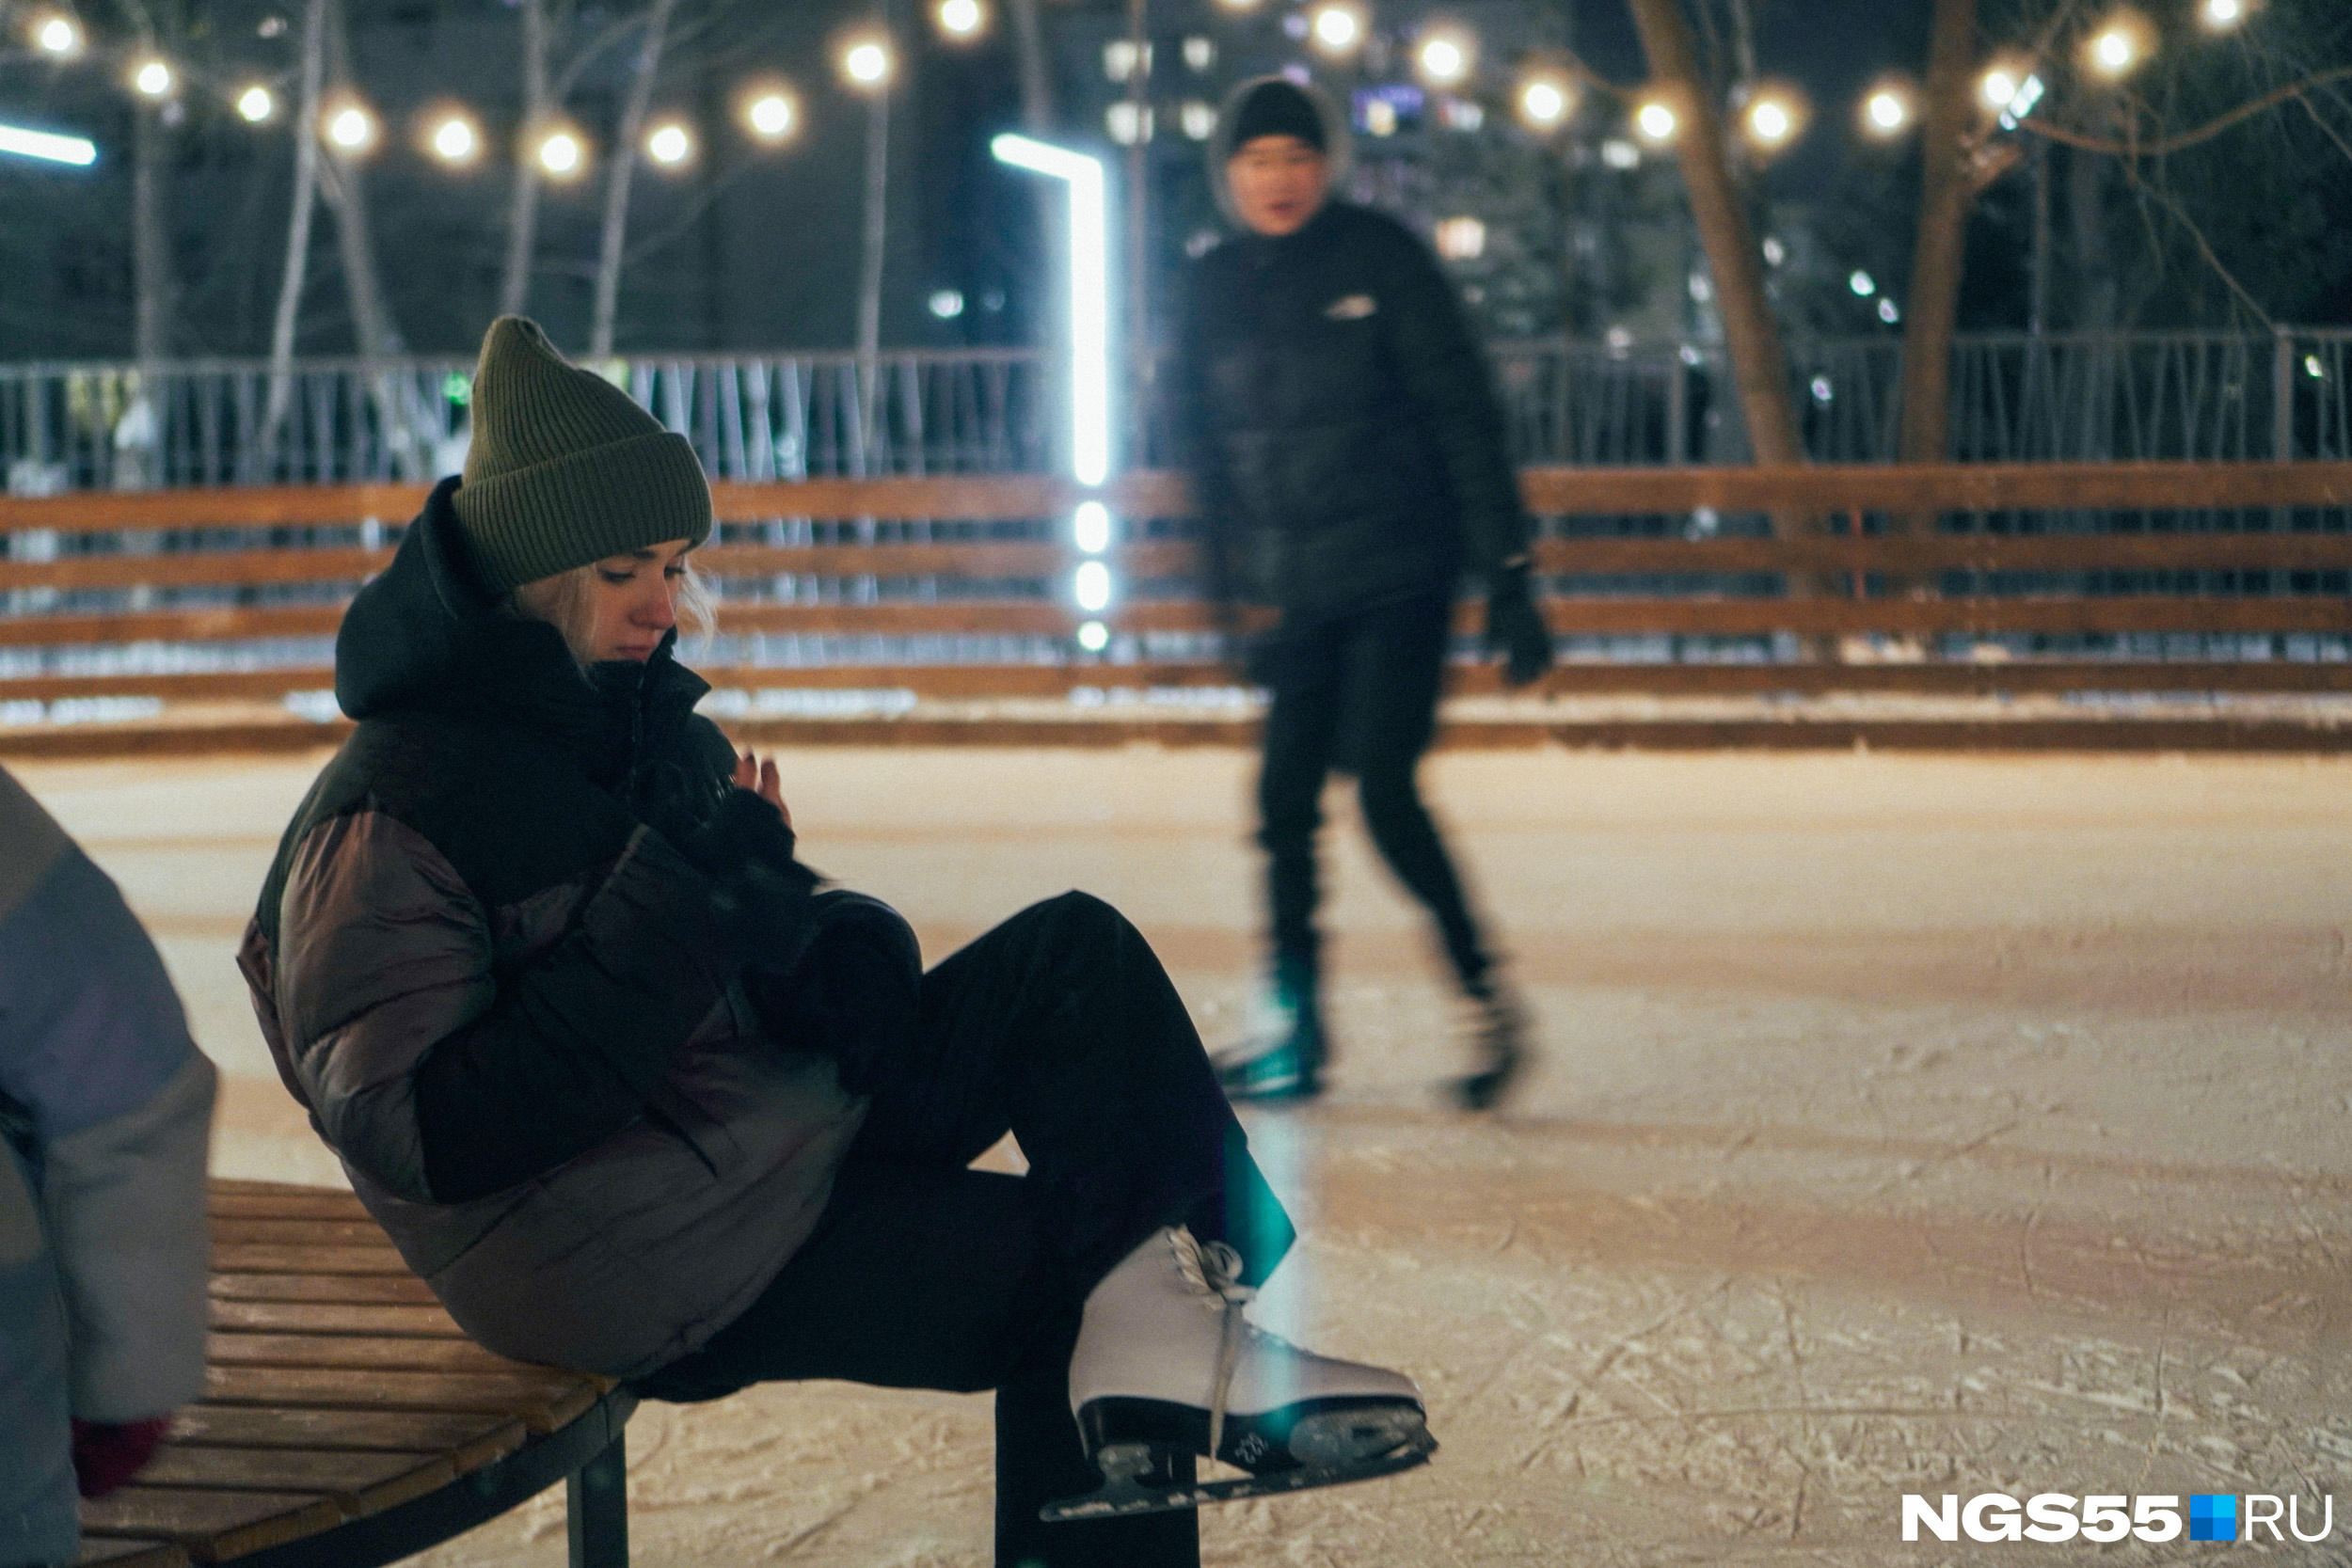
634;892;1295;1568
1256;593;1490;993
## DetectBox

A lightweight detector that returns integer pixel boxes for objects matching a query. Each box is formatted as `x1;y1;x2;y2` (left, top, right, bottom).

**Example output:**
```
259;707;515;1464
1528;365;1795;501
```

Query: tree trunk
590;0;680;359
132;104;171;369
1622;0;1804;480
1008;0;1053;133
1895;0;1978;470
501;0;551;318
261;0;328;472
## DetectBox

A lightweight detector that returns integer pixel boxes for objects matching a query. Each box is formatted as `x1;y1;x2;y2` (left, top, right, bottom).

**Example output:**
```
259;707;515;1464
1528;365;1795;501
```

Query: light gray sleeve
39;1050;216;1421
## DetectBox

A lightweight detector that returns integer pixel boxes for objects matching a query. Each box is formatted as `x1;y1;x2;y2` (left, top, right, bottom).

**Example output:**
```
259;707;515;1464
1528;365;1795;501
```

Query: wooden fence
0;464;2348;717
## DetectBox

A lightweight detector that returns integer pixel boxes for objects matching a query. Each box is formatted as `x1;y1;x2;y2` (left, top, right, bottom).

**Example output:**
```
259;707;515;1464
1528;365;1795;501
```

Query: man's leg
1340;595;1491;992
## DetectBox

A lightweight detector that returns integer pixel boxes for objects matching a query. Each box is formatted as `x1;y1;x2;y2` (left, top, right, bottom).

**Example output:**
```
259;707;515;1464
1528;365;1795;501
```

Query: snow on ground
21;745;2352;1565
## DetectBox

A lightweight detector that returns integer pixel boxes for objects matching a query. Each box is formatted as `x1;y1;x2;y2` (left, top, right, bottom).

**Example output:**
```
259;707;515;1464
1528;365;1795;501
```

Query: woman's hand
732;749;790;828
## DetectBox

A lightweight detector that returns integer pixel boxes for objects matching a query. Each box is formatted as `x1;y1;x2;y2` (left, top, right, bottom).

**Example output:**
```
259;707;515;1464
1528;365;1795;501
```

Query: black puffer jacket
1175;198;1532;620
238;476;866;1378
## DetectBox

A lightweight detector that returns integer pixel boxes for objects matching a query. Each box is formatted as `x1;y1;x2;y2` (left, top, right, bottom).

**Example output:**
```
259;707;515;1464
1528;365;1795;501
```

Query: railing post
566;1429;628;1568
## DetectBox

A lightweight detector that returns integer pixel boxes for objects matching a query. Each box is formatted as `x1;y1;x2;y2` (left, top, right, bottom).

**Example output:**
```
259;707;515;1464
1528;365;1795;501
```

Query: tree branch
2115;162;2273;327
2023;65;2352;158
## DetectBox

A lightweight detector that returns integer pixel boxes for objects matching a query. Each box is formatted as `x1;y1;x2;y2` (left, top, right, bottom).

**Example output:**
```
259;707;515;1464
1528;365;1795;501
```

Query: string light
1307;3;1364;57
742;87;799;143
2083;10;2154;82
644;119;692;167
936;0;985;40
535;128;586;178
132;59;174;99
2199;0;2248;30
236;86;277;123
1861;78;1915;138
1518;75;1575;131
1416;30;1473;87
326;103;378;154
1633;98;1679;146
32;13;83;57
426;110;481;166
842;37;894;89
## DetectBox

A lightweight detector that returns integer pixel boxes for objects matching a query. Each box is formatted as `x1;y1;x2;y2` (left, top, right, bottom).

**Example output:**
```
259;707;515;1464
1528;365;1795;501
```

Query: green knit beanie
453;316;713;595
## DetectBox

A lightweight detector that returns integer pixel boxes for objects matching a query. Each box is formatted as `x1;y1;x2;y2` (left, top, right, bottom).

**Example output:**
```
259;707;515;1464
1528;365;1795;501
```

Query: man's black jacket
1175;198;1532;622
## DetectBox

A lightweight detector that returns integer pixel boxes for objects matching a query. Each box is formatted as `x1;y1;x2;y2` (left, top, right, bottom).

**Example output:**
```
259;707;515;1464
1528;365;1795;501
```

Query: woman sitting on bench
239;318;1432;1568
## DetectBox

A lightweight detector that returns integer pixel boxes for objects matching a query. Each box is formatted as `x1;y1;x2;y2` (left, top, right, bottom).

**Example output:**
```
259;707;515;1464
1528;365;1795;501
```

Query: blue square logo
2189;1495;2238;1542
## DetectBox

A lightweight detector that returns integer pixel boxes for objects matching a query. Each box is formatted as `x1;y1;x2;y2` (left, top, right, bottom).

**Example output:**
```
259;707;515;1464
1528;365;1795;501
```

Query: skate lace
1168;1228;1260;1464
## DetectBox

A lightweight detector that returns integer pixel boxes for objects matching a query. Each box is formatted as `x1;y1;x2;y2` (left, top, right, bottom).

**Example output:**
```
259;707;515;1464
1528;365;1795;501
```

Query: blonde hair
509;554;716;666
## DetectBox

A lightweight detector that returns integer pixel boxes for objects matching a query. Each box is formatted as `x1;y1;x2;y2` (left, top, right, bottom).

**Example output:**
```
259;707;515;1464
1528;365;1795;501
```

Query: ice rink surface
20;744;2352;1565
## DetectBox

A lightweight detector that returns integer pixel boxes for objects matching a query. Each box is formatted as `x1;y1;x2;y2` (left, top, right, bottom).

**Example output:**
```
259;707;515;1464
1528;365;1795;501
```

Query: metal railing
6;331;2349;497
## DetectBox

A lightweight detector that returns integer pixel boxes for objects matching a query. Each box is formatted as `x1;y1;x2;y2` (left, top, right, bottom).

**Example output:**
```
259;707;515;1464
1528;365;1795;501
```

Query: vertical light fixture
993;133;1117;648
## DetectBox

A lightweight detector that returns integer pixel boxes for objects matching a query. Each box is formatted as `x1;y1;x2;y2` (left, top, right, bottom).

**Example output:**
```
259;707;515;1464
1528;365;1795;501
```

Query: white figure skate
1044;1226;1436;1521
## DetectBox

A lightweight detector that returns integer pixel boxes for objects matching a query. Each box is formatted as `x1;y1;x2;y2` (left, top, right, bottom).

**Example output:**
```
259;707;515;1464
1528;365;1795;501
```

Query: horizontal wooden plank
135;1445;454;1517
207;1191;371;1222
210;1273;439;1307
0;606;345;648
210;1217;398;1248
0;546;389;593
209;1243;414;1275
80;1484;342;1561
2;464;2347;537
208;1180;349;1198
210;1298;464;1338
75;1538;189;1567
171;1407;526;1472
201;1365;598;1433
207;1331;528;1376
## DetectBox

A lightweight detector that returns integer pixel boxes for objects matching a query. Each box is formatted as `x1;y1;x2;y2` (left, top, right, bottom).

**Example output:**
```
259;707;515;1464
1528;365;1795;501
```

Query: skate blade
1040;1431;1436;1523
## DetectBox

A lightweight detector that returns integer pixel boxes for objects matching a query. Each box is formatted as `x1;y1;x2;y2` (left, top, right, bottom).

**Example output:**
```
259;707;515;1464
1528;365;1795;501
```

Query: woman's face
519;538;694;664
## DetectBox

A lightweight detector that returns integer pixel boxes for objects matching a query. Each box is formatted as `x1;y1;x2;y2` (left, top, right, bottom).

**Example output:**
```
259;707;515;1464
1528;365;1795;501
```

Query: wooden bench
77;1179;636;1567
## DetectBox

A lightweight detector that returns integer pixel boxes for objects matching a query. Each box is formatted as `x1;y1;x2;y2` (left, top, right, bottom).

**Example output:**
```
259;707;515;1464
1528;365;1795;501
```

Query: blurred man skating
1175;78;1554;1110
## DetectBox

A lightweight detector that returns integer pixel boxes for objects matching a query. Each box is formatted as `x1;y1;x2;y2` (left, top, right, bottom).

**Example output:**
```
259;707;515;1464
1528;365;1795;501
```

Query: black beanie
1230;80;1326;153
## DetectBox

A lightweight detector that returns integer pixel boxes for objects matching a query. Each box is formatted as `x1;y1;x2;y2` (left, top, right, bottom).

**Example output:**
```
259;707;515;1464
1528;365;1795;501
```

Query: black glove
1485;568;1553;689
672;788;822;965
741;891;920;1095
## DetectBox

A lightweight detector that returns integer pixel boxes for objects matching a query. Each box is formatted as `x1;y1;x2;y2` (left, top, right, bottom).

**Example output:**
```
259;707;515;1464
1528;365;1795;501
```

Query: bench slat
211;1243;415;1275
209;1218;402;1247
136;1445;456;1517
209;1299;464;1338
207;1179;348;1198
202;1366;600;1433
206;1192;369;1222
76;1539;189;1567
81;1486;342;1562
172;1408;527;1473
211;1272;439;1307
207;1331;525;1375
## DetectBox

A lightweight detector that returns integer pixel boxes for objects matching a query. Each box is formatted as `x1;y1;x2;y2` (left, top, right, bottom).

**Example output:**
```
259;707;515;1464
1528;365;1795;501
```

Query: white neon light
1073;560;1113;612
0;123;97;166
1073;499;1111;553
992;133;1113;487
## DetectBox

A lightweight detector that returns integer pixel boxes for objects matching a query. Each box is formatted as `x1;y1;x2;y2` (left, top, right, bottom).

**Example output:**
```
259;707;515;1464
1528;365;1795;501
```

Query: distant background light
35;15;82;56
2199;0;2246;29
1434;214;1486;261
1073;500;1111;553
936;0;985;39
1518;76;1573;129
644;120;692;166
1600;137;1640;169
0;121;98;166
1850;270;1877;297
1747;99;1791;146
930;289;966;320
237;86;277;123
1308;3;1363;55
1862;82;1915;136
1878;297;1901;324
536;129;584;177
2082;11;2153;82
429;113;480;165
1417;31;1471;87
133;60;174;99
1076;620;1110;652
1180;100;1216;140
326;104;377;152
1634;100;1678;144
1980;69;2020;109
843;39;893;87
745;91;798;142
1073;561;1113;612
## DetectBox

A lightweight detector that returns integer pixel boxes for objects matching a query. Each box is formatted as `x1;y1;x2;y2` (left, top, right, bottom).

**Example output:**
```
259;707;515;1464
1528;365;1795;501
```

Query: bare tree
1622;0;1805;474
260;0;329;471
589;0;682;358
500;0;552;318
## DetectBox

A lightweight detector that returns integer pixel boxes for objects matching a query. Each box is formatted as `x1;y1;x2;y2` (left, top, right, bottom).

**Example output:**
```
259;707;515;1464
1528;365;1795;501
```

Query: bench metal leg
566;1429;628;1568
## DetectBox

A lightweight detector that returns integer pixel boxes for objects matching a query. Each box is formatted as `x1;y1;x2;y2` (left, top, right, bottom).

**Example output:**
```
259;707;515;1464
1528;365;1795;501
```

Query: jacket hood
1208;75;1354;230
335;475;707;781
